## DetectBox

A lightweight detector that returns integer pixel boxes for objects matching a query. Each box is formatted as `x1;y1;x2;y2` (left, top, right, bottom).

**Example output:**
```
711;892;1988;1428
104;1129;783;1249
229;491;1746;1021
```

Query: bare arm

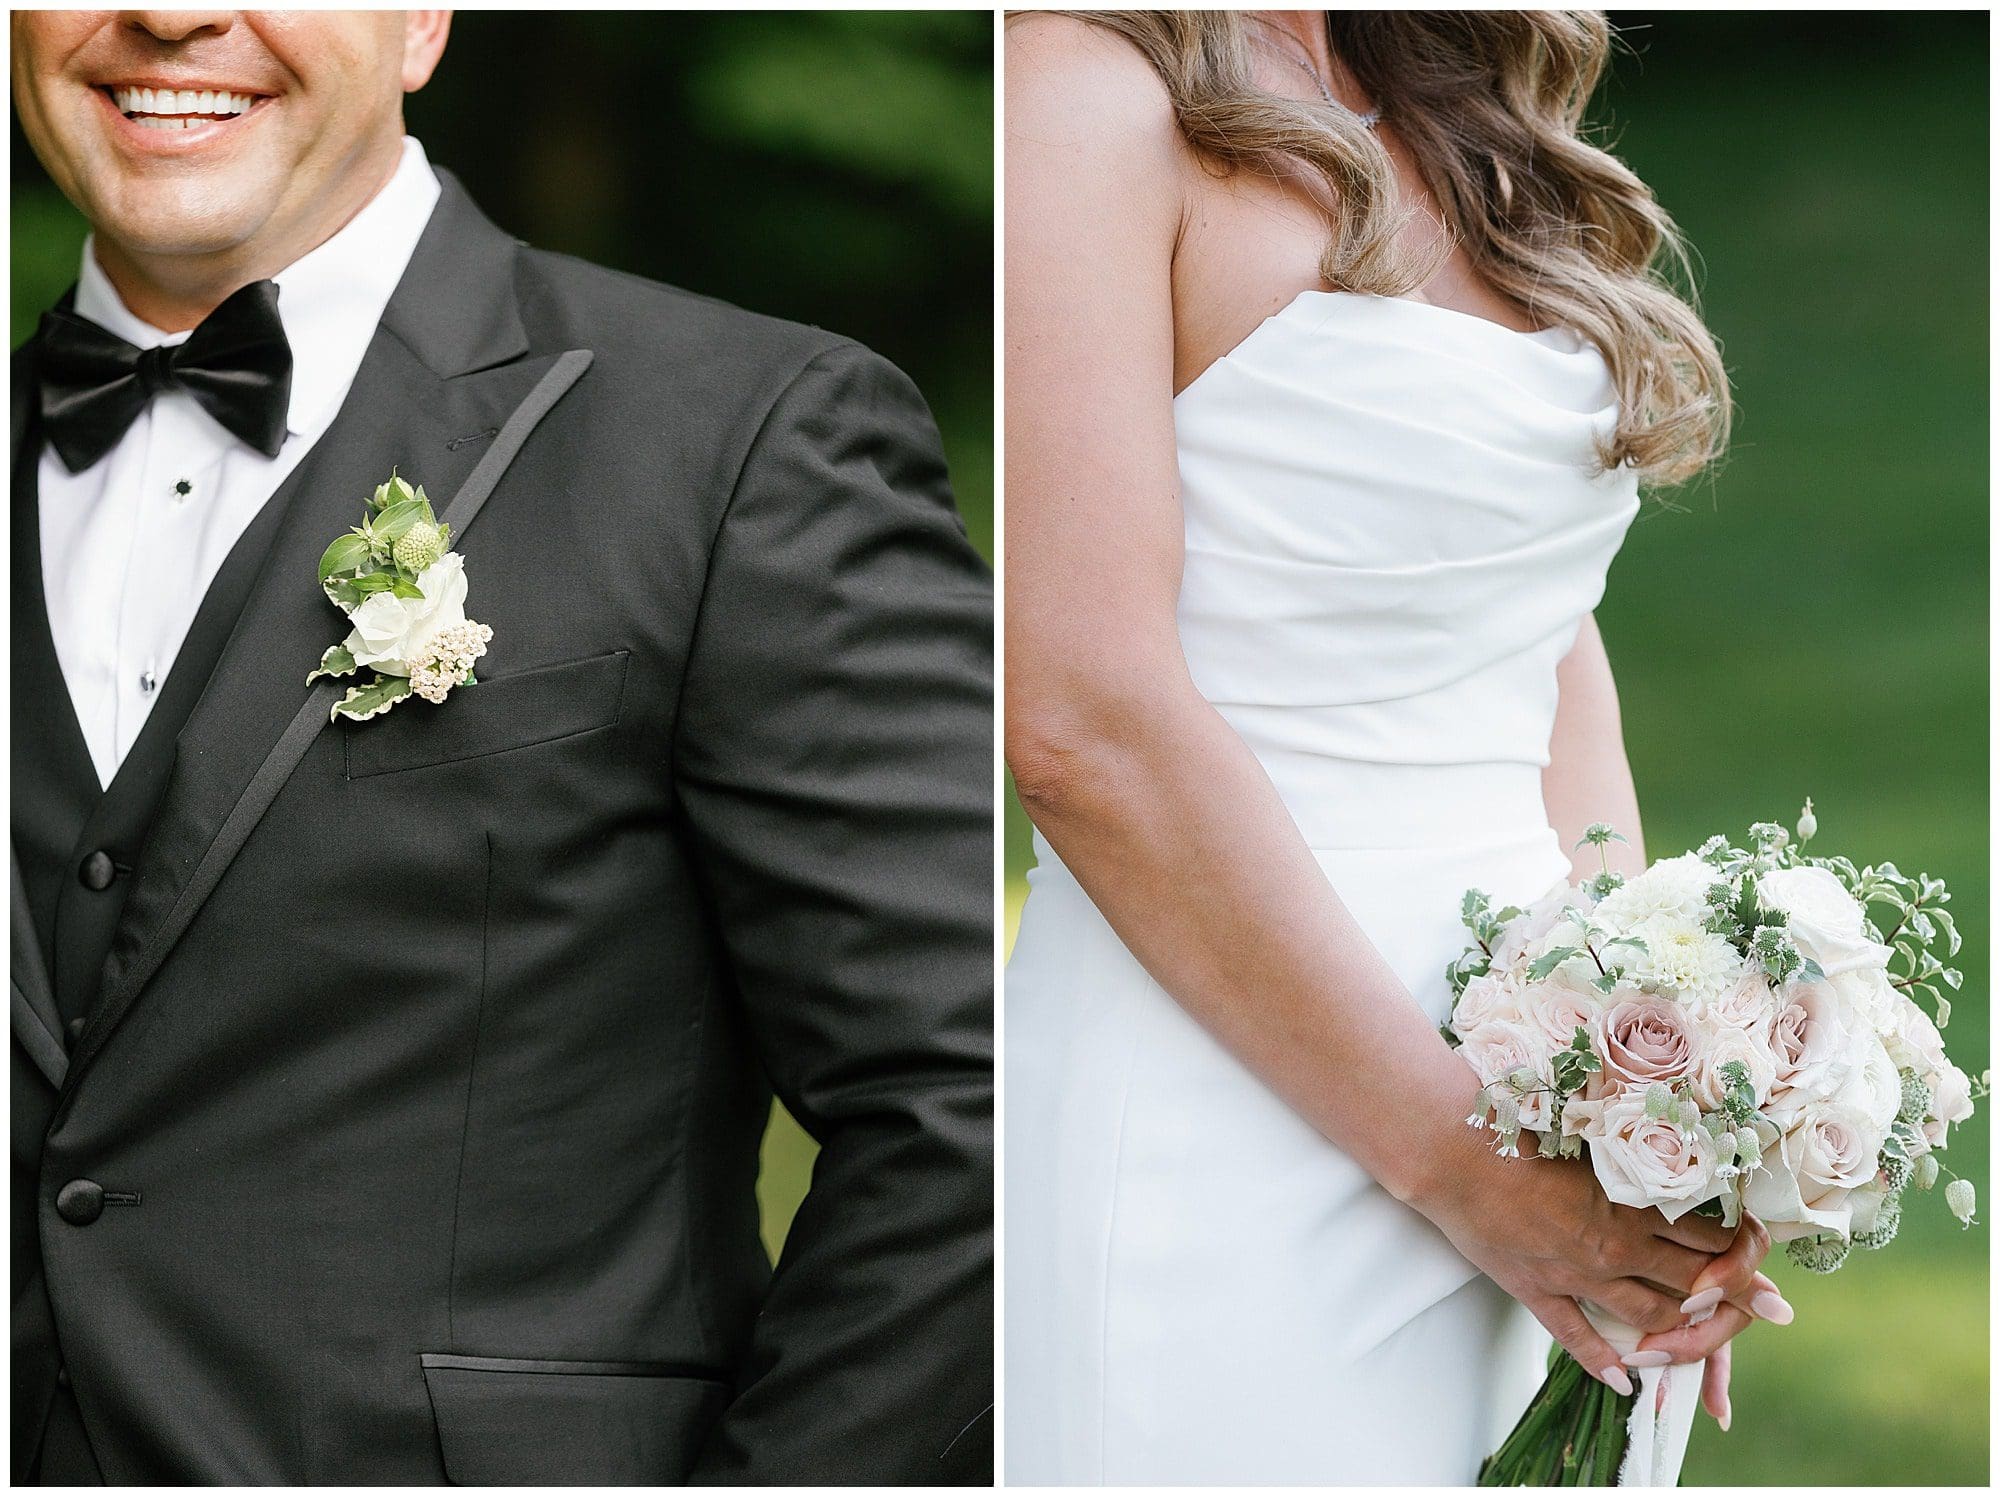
1543;615;1649;882
1004;18;1746;1388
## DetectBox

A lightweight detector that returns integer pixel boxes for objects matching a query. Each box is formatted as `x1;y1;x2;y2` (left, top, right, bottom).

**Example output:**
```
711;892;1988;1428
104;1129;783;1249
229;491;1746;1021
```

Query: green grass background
1003;12;1988;1485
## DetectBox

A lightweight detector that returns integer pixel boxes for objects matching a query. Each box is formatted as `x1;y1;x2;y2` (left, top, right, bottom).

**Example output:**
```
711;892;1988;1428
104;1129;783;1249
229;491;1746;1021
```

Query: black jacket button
78;852;116;891
65;1016;87;1044
55;1365;71;1389
56;1180;105;1225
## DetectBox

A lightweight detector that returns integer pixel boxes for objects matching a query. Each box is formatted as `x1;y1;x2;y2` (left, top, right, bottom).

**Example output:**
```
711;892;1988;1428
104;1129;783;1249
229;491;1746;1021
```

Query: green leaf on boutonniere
305;643;357;685
318;532;371;583
330;674;412;722
372;496;429;544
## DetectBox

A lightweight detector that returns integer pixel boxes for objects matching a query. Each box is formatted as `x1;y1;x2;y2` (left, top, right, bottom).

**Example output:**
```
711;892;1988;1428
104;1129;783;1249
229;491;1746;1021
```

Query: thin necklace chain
1291;54;1379;130
1258;23;1380;129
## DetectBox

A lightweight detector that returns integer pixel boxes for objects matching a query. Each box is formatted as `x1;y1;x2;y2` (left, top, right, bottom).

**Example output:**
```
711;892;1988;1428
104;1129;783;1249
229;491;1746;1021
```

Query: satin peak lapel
57;177;593;1108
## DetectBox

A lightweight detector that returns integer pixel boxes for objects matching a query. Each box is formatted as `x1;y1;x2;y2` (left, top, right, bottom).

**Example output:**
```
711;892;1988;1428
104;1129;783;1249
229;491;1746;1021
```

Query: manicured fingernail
1719;1401;1732;1433
1679;1286;1724;1315
1751;1290;1794;1325
1600;1365;1634;1396
1621;1350;1672;1368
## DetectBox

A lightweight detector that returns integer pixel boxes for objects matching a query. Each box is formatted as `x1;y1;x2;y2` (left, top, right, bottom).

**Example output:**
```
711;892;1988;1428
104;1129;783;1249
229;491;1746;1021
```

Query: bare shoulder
1005;13;1184;188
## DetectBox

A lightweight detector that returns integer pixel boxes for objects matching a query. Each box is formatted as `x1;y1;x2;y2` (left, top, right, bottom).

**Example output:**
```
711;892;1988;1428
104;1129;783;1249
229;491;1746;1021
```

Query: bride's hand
1399;1090;1776;1393
1631;1210;1784;1425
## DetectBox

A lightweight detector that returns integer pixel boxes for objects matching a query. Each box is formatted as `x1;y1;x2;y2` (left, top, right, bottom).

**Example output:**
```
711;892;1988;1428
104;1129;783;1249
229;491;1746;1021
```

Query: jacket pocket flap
421;1353;730;1485
343;649;630;779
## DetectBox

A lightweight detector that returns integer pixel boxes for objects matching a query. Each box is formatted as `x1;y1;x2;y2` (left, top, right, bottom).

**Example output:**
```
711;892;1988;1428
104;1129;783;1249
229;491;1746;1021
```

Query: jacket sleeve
673;340;994;1484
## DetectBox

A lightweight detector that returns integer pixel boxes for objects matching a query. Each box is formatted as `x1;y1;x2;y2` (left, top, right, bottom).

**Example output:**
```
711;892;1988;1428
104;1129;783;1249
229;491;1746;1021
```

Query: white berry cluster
410;619;494;704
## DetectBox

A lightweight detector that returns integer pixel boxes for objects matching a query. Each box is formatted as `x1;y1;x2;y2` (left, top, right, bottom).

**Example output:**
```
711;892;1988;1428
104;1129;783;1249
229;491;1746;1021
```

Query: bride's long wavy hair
1065;10;1730;486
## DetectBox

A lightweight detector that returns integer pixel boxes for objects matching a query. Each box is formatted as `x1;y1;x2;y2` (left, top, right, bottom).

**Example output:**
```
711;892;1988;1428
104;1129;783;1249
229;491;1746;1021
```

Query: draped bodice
1170;291;1640;849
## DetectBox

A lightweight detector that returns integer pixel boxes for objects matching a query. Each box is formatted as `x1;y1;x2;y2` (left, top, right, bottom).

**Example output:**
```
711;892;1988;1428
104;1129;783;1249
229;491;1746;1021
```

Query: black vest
11;397;302;1040
14;372;313;1486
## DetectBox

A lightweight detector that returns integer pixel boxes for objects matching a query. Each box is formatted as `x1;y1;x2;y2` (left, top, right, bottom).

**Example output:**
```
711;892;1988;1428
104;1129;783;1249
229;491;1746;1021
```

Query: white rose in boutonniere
306;472;494;721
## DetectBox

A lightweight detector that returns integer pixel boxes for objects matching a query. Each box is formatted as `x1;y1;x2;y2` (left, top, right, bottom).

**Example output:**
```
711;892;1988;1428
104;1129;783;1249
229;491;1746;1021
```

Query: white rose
1757;865;1892;977
1707;972;1780;1033
1452;973;1526;1034
1491;882;1585;972
342;552;468;677
1827;1030;1901;1132
1764;982;1859;1128
1824;963;1899;1037
1926;1063;1975;1150
1745;1106;1882;1238
1688;1018;1779;1114
1583;1091;1721;1221
1457;1020;1556;1131
1885;994;1949;1077
1519;978;1605;1057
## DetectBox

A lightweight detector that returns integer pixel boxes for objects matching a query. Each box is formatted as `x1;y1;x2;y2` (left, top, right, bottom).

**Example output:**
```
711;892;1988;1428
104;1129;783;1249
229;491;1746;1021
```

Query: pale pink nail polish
1621;1349;1672;1368
1679;1286;1724;1316
1600;1365;1634;1396
1750;1289;1794;1325
1719;1401;1732;1433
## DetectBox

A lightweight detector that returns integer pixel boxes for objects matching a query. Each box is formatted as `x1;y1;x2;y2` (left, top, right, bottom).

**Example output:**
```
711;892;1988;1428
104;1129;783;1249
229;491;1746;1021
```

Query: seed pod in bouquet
1785;1233;1850;1273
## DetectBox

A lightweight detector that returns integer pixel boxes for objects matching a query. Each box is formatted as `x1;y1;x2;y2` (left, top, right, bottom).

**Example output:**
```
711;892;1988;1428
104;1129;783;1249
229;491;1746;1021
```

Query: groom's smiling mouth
96;82;274;139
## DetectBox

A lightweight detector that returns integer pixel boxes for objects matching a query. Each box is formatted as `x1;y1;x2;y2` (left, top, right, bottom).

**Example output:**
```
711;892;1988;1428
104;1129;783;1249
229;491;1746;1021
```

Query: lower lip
95;87;271;152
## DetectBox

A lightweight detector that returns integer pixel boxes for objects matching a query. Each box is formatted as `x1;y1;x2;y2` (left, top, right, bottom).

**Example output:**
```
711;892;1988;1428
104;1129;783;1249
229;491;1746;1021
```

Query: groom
12;10;993;1485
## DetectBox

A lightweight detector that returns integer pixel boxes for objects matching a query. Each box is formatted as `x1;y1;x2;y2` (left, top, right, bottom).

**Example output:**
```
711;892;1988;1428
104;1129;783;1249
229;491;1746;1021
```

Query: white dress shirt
39;135;443;789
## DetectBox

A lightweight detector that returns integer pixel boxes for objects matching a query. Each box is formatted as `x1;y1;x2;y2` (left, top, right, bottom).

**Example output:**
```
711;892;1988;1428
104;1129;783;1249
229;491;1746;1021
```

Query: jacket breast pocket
342;650;630;780
420;1353;731;1485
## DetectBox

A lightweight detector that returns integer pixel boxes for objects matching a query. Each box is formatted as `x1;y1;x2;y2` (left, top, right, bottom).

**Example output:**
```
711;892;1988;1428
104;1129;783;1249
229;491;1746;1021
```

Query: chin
88;179;272;260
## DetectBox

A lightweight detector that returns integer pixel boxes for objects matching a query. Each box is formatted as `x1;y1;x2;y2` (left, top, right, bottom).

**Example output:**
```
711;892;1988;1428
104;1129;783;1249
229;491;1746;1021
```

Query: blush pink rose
1582;1092;1721;1221
1763;982;1857;1127
1688;1018;1779;1113
1584;992;1698;1099
1457;1019;1556;1131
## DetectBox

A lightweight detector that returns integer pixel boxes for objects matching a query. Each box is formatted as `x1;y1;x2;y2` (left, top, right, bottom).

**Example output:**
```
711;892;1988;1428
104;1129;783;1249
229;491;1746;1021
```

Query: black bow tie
37;279;294;474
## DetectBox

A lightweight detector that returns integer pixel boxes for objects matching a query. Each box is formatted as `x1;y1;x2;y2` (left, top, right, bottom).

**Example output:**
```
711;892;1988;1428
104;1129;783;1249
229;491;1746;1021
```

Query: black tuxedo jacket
12;173;993;1484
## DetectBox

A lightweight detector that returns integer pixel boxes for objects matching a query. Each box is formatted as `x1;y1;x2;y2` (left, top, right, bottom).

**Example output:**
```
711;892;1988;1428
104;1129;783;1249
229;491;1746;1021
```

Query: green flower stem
1480;1354;1635;1487
1592;1376;1627;1485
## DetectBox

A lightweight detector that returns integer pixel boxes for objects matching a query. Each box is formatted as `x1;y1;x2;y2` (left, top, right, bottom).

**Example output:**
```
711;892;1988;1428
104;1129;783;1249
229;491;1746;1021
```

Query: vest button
56;1179;105;1225
78;852;116;891
55;1365;71;1389
65;1016;87;1044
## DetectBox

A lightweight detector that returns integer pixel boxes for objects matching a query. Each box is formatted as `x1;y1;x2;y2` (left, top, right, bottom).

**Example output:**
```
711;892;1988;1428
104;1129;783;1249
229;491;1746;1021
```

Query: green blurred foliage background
1002;10;1987;1485
12;12;993;1267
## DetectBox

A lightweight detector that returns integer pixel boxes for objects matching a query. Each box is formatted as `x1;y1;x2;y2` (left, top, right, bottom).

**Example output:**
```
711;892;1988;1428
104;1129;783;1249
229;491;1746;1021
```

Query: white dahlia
1591;853;1720;934
1628;913;1744;1009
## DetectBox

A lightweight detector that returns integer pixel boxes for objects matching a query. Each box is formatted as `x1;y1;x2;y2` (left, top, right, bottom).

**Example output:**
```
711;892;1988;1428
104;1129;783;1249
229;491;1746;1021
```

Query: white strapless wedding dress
1005;292;1643;1484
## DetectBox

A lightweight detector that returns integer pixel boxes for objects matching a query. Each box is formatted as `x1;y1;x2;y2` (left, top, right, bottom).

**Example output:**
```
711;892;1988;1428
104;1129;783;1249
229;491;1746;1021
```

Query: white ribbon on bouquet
1583;1304;1705;1487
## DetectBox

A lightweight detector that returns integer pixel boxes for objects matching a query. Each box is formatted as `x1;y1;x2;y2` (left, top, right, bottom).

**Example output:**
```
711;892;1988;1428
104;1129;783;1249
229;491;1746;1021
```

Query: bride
1004;11;1787;1483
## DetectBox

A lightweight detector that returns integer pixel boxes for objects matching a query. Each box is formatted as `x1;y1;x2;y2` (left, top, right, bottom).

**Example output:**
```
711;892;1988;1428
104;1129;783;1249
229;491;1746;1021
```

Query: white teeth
111;85;257;118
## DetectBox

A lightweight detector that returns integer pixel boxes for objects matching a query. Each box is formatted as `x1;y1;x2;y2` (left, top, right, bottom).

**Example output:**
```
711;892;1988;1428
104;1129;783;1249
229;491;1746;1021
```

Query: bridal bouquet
1446;806;1982;1486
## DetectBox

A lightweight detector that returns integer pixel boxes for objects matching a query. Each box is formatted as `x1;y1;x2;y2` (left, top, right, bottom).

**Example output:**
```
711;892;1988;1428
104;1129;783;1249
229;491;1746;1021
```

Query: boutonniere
307;472;494;722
